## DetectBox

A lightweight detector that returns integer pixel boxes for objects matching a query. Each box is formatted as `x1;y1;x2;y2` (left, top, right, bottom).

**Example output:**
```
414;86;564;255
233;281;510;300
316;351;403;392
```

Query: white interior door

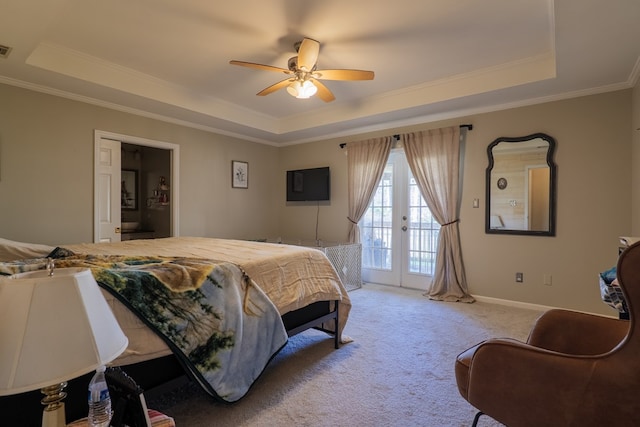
360;151;440;289
94;137;121;243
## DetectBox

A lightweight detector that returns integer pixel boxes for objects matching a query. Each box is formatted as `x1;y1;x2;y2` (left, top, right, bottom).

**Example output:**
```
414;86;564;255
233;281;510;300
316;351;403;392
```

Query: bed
0;236;351;425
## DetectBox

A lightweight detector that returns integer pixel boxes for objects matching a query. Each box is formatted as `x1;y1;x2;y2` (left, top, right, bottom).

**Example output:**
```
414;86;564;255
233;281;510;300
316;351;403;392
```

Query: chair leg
471;411;484;427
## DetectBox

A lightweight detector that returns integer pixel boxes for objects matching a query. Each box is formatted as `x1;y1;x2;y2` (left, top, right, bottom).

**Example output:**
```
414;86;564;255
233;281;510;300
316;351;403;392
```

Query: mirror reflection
486;133;557;236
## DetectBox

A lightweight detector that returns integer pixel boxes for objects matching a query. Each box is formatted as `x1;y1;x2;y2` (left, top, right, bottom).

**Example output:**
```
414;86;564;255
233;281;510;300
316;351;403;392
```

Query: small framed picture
232;160;248;189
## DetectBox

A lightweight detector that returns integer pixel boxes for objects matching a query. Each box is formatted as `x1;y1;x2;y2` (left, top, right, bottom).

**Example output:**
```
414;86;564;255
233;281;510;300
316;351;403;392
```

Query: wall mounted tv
286;167;330;201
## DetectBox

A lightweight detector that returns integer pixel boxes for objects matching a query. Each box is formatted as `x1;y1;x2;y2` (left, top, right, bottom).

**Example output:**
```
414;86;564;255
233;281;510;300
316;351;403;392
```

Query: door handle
401;226;407;231
115;227;121;234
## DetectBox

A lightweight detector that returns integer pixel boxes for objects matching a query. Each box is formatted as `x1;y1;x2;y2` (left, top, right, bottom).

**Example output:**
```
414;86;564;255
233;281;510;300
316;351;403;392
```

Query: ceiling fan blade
311;79;335;102
296;38;320;71
257;78;294;96
229;60;291;74
314;69;375;81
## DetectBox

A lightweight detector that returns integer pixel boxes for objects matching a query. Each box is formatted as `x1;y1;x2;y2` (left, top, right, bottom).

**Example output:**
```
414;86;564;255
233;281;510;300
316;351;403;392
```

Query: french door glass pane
361;164;393;270
360;156;441;277
408;176;440;274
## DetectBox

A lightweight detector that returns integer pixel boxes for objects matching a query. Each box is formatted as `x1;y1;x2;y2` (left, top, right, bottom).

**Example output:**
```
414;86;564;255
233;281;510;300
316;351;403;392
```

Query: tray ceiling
0;0;638;145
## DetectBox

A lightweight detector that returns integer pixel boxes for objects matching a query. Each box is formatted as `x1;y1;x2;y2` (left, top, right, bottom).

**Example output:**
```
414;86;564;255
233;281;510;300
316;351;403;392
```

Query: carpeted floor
147;283;543;426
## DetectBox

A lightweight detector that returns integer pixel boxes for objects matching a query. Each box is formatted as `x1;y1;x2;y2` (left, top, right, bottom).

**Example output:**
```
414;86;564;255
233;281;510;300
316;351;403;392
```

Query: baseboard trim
472;294;618;318
471;294;555;312
362;283;617;318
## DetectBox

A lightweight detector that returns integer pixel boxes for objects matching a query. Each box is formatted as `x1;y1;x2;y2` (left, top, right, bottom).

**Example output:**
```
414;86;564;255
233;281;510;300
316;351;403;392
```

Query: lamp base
42;402;66;427
41;382;68;427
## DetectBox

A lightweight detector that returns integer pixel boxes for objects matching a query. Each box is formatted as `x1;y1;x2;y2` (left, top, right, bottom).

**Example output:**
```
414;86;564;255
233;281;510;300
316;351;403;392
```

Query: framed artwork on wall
232;160;248;189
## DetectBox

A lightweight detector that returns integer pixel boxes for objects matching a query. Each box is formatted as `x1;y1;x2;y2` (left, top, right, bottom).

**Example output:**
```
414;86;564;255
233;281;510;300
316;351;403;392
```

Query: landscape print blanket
0;253;288;402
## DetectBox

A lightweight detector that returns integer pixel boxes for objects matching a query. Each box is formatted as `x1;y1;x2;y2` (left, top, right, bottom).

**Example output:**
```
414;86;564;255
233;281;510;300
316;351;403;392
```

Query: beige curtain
402;127;474;302
346;137;393;243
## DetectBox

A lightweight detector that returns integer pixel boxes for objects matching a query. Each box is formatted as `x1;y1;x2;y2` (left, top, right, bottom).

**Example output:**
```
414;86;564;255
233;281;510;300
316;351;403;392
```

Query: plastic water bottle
87;365;112;427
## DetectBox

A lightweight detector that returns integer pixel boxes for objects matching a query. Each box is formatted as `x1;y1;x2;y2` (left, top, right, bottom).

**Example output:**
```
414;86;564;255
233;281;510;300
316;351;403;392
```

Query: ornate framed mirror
486;133;557;236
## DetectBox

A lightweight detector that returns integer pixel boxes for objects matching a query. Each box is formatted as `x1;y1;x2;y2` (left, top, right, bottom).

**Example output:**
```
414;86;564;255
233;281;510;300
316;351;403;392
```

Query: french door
359;151;440;289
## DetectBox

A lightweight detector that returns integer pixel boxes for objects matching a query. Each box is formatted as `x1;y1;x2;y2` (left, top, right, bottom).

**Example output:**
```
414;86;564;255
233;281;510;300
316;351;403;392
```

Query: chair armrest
466;339;598;426
527;309;627;355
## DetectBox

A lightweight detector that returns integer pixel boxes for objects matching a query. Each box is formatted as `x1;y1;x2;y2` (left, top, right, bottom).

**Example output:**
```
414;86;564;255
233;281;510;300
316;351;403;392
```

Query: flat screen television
286;167;330;201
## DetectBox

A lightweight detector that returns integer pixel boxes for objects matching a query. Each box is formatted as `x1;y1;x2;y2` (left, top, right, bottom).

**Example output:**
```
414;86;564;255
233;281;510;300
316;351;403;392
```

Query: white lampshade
0;267;128;396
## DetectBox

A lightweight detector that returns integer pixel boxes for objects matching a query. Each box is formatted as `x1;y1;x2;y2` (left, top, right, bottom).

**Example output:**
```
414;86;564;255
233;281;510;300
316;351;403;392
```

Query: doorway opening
94;130;180;243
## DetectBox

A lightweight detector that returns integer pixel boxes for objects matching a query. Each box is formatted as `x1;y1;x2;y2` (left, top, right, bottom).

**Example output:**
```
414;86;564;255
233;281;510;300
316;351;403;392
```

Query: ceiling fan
229;38;374;102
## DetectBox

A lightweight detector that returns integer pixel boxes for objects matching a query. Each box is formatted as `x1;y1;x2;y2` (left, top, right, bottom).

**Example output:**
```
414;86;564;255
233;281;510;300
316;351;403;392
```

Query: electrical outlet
515;272;524;283
543;274;552;286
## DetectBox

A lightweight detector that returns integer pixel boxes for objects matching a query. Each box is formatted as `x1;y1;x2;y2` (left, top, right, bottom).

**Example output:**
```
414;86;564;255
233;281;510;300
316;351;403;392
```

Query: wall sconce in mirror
486;133;557;236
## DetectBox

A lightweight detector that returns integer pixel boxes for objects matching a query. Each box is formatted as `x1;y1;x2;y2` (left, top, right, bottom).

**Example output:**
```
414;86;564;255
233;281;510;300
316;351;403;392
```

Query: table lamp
0;267;129;427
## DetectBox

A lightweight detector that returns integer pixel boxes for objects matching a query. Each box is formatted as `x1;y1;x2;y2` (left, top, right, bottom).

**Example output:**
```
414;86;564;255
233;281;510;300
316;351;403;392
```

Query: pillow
0;237;55;262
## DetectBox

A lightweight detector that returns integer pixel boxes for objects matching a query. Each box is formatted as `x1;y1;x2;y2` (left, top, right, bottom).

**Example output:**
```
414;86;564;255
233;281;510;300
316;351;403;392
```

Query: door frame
93;130;180;242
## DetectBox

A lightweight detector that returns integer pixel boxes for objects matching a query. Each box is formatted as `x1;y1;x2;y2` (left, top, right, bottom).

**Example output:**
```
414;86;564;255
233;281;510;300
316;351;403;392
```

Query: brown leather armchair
455;241;640;427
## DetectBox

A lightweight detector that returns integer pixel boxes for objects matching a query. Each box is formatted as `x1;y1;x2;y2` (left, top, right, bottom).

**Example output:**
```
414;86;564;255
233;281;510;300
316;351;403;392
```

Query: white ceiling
1;0;639;145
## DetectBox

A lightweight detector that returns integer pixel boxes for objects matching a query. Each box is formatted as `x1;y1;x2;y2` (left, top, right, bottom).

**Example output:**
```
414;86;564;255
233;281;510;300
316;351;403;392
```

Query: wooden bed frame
0;299;340;426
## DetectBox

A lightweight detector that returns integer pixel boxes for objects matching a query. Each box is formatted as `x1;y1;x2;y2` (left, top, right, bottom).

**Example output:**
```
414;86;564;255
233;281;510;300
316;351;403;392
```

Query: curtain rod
339;124;473;148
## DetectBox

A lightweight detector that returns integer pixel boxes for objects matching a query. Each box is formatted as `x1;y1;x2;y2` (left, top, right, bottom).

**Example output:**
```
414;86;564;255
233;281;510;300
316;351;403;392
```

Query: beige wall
0;84;280;245
0;82;635;316
277;140;350;243
279;90;633;316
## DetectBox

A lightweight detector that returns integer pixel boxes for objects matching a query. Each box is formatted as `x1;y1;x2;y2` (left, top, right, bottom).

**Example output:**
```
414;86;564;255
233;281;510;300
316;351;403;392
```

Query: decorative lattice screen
319;243;362;292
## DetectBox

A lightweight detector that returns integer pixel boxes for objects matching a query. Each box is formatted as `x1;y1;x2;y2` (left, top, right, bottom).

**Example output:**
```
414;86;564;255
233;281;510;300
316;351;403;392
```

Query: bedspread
63;237;351;336
0;254;288;403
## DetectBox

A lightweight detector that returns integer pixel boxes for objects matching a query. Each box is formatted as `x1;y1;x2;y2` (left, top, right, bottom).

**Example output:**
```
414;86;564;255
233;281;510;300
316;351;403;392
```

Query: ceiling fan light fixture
230;37;372;102
286;80;317;99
